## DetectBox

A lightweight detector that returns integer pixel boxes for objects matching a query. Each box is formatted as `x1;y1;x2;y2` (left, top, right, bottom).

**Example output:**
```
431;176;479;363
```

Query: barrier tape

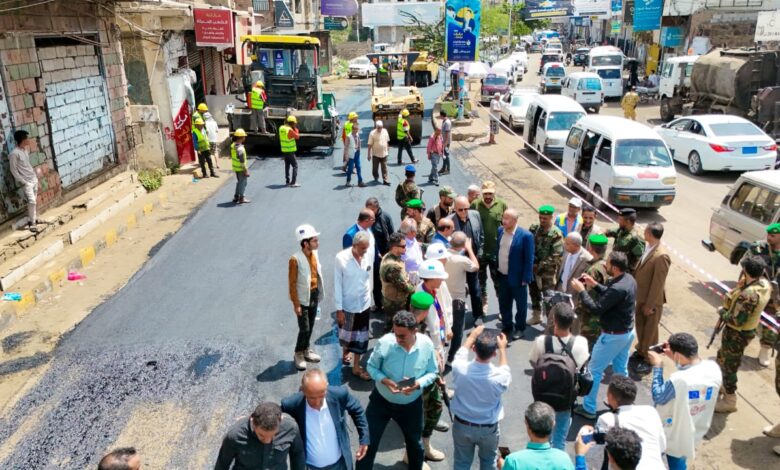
464;97;780;333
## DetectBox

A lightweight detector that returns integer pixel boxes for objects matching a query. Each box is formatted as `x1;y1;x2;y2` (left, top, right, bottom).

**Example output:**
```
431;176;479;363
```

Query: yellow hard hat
197;103;208;112
255;81;264;88
348;112;358;120
287;115;298;124
193;117;205;125
233;128;247;137
401;109;410;117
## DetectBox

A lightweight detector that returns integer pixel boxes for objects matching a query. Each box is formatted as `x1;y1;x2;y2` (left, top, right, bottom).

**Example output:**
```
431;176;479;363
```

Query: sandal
352;368;372;381
342;353;352;366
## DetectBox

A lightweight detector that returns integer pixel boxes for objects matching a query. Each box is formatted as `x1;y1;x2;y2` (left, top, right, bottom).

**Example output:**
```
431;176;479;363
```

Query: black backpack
532;336;578;412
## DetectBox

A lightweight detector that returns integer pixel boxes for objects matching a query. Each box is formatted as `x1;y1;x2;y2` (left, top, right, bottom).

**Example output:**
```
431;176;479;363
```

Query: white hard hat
568;197;583;208
418;259;449;280
295;224;320;241
425;243;451;261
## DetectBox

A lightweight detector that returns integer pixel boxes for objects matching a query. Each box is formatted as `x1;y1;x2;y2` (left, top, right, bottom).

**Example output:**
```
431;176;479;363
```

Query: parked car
480;73;511;104
654;115;778;175
500;88;539;129
348;56;376;78
703;170;780;263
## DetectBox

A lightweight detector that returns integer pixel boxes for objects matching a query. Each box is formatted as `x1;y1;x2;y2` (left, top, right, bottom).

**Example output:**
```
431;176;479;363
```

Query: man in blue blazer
281;369;369;470
495;208;535;340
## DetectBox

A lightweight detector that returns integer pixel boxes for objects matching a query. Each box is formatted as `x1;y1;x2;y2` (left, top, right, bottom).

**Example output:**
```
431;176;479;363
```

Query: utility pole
507;0;513;51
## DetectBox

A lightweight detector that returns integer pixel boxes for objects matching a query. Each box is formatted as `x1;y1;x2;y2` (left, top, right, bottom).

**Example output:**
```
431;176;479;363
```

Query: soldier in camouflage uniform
739;222;780;367
380;232;417;332
605;207;646;273
578;233;610;350
395;164;422;220
529;205;564;325
405;199;436;245
715;255;772;413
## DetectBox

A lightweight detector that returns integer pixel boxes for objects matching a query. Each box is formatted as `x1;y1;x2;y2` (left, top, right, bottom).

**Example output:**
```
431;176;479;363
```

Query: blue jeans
428;153;440;183
552;410;572;450
497;273;528;331
667;455;687;470
346;151;363;184
583;331;635;413
452;420;499;470
234;171;248;198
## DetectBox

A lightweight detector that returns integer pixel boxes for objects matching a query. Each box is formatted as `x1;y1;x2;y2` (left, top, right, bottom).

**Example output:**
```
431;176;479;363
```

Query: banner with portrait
444;0;481;62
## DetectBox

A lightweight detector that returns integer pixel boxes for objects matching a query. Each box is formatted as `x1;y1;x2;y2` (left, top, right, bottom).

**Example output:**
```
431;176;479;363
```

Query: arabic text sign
321;0;358;16
611;0;622;13
194;9;234;48
611;19;621;34
661;26;685;47
444;0;481;62
522;0;573;19
574;0;609;16
633;0;662;32
755;10;780;42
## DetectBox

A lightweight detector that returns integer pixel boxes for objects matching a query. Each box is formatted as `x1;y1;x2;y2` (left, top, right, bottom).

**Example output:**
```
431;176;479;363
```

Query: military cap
406;199;423;209
619;208;636;217
405;164;417;173
410;291;435;310
439;186;456;198
538;205;555;215
589;233;609;246
767;223;780;234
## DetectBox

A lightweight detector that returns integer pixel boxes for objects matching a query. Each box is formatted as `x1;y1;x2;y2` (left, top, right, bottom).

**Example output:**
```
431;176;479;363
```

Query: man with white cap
367;119;391;185
554;197;584;237
289;224;324;371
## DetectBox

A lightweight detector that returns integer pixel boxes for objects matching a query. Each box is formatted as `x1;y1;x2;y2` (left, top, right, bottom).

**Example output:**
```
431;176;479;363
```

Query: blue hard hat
405;164;416;173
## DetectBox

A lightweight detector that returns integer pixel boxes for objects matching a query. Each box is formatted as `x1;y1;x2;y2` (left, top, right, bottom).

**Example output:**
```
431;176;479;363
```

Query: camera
581;428;607;445
649;342;666;354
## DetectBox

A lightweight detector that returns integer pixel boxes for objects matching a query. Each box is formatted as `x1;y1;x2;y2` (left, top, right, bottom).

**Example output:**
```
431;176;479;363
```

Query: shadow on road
256;360;297;383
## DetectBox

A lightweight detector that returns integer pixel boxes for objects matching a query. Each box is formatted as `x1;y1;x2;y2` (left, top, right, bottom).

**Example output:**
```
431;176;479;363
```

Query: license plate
639;194;654;202
551;79;559;82
743;146;757;154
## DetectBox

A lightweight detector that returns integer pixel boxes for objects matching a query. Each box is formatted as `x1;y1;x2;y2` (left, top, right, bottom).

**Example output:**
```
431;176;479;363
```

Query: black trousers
466;271;483;318
284;152;298;185
397;138;414;163
448;299;467;362
295;289;318;352
357;390;424;470
198;149;215;177
372;258;383;312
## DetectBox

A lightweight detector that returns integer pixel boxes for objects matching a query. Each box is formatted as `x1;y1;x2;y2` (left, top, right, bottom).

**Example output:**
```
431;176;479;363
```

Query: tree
400;11;445;63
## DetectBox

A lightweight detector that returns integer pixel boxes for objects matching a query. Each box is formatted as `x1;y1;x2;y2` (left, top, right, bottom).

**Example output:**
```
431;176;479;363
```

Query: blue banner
611;0;622;13
633;0;662;32
445;0;481;62
522;0;573;19
661;26;685;47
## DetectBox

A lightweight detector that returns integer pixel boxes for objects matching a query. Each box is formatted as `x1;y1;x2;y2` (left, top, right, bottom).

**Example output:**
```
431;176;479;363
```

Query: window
545;66;565;77
591;55;622;66
596;69;621;80
596;138;612;164
252;0;270;11
614;139;674;167
730;183;780;223
539;112;547;129
577;78;602;90
566;127;584;148
669;119;690;131
689;121;706;136
546;112;585;131
709;122;765;137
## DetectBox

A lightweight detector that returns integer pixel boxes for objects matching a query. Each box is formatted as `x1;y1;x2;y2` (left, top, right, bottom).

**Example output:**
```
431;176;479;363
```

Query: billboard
611;0;622;13
193;8;234;48
661;26;685;47
573;0;609;16
321;0;358;17
361;2;443;28
755;10;780;42
522;1;574;19
633;0;662;32
444;0;481;62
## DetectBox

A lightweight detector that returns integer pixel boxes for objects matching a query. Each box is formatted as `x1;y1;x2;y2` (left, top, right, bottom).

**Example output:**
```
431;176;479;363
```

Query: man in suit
281;368;370;470
449;196;485;320
496;208;535;340
630;222;671;375
343;209;376;257
551;232;593;333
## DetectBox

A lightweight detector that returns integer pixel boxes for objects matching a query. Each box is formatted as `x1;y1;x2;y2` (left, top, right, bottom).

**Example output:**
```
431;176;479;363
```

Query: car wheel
592;106;600;114
688;151;704;176
660;97;675;122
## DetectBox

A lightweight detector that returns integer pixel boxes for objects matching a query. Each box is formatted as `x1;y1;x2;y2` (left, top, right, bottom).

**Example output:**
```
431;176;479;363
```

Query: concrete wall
689;10;762;49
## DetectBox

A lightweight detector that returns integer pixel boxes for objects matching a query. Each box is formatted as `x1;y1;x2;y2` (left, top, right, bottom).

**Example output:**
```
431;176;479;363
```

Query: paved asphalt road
0;72;643;469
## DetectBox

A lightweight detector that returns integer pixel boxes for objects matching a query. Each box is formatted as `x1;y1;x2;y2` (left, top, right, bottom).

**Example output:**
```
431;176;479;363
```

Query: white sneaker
304;348;321;362
758;345;772;367
294;352;306;371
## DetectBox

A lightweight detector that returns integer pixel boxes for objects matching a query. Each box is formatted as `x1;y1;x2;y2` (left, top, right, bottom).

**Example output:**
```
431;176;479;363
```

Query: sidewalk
452;101;780;467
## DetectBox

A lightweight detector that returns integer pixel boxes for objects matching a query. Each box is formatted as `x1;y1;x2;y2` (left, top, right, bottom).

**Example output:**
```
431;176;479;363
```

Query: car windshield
352;58;368;65
547;112;585;131
576;49;590;54
542;55;560;62
484;77;507;86
591;55;622;66
709;122;766;137
614;139;673;167
577;78;602;90
545;66;565;77
596;69;621;79
511;95;533;107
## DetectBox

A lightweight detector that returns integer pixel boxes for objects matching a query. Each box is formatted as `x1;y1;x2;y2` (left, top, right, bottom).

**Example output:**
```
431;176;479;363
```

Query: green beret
767;223;780;234
538;205;555;215
410;291;434;310
406;199;423;209
589;233;609;246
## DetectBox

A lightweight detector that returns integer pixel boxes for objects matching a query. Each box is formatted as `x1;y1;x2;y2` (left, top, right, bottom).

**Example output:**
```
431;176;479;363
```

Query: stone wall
333;41;372;61
690;10;760;49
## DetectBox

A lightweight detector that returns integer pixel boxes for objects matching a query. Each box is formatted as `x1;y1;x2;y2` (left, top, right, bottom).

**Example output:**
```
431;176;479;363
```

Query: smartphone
649;343;666;354
396;377;416;389
581;432;595;444
498;446;511;458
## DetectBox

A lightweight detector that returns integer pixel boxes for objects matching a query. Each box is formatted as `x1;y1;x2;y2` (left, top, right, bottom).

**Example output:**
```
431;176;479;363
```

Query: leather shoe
632;361;652;375
511;329;524;341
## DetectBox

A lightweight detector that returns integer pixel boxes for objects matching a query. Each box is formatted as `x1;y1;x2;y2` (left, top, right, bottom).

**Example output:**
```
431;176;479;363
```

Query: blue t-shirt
503;442;574;470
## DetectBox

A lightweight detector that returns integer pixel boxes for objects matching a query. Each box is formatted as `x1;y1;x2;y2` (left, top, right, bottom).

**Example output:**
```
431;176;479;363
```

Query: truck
368;52;424;144
409;51;441;87
227;35;338;150
659;48;780;143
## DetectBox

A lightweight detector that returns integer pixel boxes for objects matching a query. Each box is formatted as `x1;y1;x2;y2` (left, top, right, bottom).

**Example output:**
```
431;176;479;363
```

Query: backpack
532;336;578;411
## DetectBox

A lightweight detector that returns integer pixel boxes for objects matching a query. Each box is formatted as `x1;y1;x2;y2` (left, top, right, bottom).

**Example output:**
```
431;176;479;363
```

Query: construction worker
342;111;359;172
279;115;301;187
231;128;250;204
192;103;208;129
397;108;417;165
192;117;217;178
621;86;640;121
250;81;267;133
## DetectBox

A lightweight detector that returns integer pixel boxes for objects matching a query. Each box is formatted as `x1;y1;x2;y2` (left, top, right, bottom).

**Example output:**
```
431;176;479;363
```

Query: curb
0;186;178;327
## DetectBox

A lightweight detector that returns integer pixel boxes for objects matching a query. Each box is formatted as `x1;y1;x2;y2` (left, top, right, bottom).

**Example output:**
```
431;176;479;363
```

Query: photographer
648;333;722;470
574;426;643;470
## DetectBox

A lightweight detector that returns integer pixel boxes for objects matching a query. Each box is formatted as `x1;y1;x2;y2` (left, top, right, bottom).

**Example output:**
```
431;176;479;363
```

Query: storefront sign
611;19;621;34
324;16;349;31
661;26;685;47
574;0;609;16
611;0;622;13
444;0;481;62
193;8;234;48
275;0;295;28
633;0;662;32
173;101;195;165
755;10;780;42
522;0;573;19
321;0;358;16
624;0;634;24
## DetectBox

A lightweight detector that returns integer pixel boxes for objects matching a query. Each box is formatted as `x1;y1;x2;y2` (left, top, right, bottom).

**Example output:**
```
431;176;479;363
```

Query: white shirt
403;237;423;275
334;248;373;313
367;128;390;158
8;147;36;184
305;399;342;467
497;225;516;275
529;334;589;368
490;98;501;120
204;116;218;142
560;249;581;290
639;242;657;266
450;347;512;424
597;405;667;470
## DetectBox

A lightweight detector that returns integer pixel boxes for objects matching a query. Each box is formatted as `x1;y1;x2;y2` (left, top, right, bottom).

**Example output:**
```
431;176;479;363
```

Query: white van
561;115;677;209
561;72;604;113
523;95;587;163
588;46;624;98
494;59;523;85
541;62;566;93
